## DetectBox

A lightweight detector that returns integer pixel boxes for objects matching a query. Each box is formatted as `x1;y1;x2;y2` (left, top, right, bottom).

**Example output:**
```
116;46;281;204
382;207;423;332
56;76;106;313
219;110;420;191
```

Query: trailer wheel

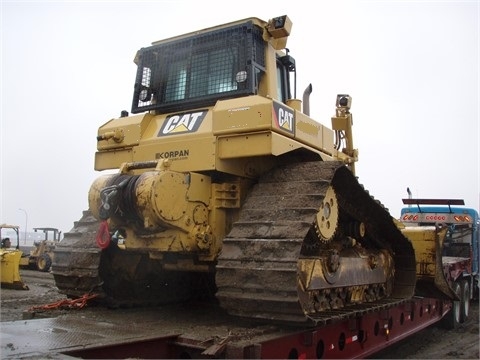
460;279;470;323
441;281;461;329
37;254;52;272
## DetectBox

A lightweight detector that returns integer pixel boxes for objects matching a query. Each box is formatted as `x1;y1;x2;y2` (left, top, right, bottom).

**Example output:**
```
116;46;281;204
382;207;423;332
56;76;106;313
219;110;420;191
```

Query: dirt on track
1;269;479;359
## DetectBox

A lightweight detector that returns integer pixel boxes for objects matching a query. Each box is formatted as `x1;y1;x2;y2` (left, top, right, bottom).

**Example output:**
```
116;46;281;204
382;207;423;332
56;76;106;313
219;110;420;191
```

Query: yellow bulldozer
51;15;455;324
19;227;61;272
0;224;28;290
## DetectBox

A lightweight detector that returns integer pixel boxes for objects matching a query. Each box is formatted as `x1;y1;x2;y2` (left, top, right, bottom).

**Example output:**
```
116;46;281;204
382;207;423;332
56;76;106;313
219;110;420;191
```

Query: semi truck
400;197;479;328
1;14;475;359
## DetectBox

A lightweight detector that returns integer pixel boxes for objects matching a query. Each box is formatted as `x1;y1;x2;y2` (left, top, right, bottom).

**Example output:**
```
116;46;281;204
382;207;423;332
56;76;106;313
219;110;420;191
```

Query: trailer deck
1;298;450;359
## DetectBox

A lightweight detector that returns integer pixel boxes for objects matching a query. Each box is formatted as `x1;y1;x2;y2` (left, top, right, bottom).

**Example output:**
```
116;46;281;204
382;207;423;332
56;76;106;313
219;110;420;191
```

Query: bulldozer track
53;161;416;324
216;161;416;324
52;211;104;299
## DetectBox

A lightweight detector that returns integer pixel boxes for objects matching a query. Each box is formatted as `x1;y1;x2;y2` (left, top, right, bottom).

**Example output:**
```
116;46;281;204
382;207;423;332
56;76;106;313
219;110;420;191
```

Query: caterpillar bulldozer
0;224;29;290
52;15;421;324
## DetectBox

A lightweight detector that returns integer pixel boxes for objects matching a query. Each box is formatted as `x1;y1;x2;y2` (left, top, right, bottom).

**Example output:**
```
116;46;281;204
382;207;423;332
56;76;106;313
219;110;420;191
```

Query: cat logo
158;110;207;136
273;102;294;134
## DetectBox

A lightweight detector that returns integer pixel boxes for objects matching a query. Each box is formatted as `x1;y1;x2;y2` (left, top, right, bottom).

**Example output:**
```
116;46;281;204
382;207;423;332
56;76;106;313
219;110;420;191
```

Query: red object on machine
95;221;111;249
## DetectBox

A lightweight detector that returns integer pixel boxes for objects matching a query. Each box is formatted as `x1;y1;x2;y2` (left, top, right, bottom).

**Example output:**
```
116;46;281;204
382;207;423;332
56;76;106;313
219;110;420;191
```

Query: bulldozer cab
0;224;28;290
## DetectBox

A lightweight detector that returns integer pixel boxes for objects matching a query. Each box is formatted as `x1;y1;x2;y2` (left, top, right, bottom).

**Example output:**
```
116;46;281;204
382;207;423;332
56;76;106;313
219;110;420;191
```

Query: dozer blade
1;249;29;290
400;224;457;300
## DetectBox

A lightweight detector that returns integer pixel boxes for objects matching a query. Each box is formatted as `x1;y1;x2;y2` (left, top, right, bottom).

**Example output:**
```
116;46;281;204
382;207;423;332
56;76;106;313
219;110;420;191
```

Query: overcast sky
1;0;479;236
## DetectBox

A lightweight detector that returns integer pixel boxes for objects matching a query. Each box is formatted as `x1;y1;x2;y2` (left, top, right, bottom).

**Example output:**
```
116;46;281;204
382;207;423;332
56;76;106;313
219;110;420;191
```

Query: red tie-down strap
28;293;99;312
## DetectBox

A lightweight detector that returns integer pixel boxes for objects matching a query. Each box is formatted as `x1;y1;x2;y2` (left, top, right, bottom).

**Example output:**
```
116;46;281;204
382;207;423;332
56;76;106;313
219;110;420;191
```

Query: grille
132;20;265;114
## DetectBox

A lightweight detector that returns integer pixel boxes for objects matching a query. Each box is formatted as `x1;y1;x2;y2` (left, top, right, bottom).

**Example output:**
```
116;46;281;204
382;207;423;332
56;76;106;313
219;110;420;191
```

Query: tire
37;254;52;272
441;281;462;329
460;279;470;323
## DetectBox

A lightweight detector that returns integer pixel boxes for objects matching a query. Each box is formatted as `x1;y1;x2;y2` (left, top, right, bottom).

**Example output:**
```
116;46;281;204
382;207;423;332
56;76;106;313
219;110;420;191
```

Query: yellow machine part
400;224;455;299
0;249;29;290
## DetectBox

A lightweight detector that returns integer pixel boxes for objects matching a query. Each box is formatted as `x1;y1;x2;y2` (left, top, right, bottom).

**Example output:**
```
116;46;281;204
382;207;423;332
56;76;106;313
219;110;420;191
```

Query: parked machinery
52;15;452;325
0;224;28;290
400;198;479;328
21;227;61;272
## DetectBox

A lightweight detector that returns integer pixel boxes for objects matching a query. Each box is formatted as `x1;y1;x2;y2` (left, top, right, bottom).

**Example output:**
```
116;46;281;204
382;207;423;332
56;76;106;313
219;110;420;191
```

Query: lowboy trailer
0;296;452;359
